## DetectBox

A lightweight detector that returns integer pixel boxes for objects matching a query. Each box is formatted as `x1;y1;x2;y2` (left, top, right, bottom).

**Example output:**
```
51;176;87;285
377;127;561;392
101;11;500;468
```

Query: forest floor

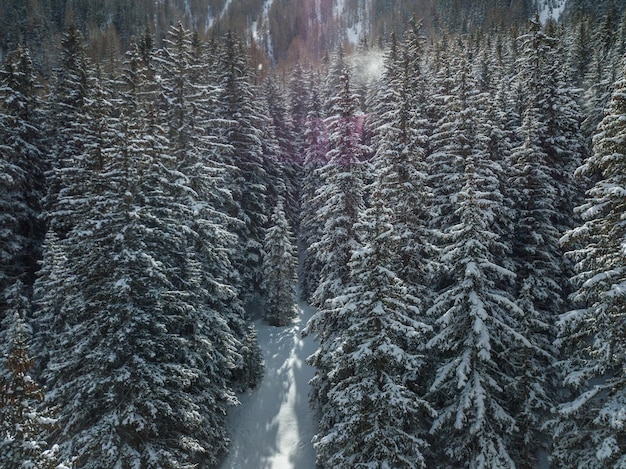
219;296;318;469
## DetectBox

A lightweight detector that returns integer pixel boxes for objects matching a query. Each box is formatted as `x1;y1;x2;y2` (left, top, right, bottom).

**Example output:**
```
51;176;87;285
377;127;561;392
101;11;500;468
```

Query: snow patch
220;296;318;469
221;0;233;18
333;0;346;20
114;277;130;292
596;436;619;462
346;22;363;44
206;0;233;30
205;4;214;30
537;0;568;24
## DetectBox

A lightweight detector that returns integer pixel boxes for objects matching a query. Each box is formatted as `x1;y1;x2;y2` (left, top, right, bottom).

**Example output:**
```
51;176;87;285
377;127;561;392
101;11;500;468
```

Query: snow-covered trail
220;299;318;469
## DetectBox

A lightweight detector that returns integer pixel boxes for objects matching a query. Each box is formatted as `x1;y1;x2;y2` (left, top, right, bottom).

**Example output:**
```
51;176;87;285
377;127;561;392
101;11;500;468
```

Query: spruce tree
508;19;585;460
239;324;264;390
309;67;365;309
480;37;518;271
426;54;526;468
154;26;262;392
300;74;328;303
262;73;298;225
288;62;310;164
581;49;615;143
507;109;561;466
154;22;198;163
34;38;240;467
0;281;66;469
322;46;347;113
305;66;365;416
371;18;434;299
0;45;46;298
367;32;400;161
568;17;593;87
30;230;69;378
314;192;433;469
513;16;585;236
426;42;466;241
553;62;626;469
262;200;298;326
215;32;269;304
45;23;90;239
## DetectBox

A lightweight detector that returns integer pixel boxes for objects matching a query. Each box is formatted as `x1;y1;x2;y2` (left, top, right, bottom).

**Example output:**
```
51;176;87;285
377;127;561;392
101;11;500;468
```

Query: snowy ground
220;298;318;469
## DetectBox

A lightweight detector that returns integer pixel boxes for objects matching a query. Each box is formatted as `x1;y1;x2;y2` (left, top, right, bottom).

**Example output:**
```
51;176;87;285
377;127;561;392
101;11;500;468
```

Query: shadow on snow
220;297;318;469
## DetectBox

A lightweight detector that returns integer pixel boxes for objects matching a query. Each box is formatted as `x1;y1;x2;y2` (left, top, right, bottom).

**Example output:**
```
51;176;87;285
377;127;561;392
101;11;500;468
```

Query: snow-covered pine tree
507;108;561;467
199;39;265;393
256;77;284;211
581;48;616;143
31;68;116;408
40;68;114;311
507;18;586;461
45;23;90;239
0;45;46;298
215;32;269;304
154;26;262;392
0;281;66;469
567;16;593;87
262;199;298;326
314;190;433;469
30;229;69;376
239;324;264;390
595;3;622;75
305;65;366;421
426;40;466;243
553;60;626;469
260;73;294;216
310;66;365;309
34;38;240;467
426;53;526;468
154;22;198;164
300;73;328;303
367;32;400;158
371;17;434;300
322;45;346;114
479;38;518;269
514;16;585;236
577;4;626;141
288;62;310;164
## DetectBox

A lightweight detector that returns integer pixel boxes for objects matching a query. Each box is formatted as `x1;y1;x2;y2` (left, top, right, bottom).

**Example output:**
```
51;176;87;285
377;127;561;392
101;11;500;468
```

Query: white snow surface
537;0;568;24
220;297;318;469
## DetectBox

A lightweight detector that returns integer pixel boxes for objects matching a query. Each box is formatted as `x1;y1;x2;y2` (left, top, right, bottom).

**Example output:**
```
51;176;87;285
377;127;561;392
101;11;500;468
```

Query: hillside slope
1;0;543;70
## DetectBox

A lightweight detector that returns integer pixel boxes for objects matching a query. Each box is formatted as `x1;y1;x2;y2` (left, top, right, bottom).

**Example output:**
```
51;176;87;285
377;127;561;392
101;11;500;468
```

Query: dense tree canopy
0;5;624;468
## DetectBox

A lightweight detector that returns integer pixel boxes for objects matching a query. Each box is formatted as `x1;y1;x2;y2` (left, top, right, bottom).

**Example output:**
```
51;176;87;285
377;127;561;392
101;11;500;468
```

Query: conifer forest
1;0;626;467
